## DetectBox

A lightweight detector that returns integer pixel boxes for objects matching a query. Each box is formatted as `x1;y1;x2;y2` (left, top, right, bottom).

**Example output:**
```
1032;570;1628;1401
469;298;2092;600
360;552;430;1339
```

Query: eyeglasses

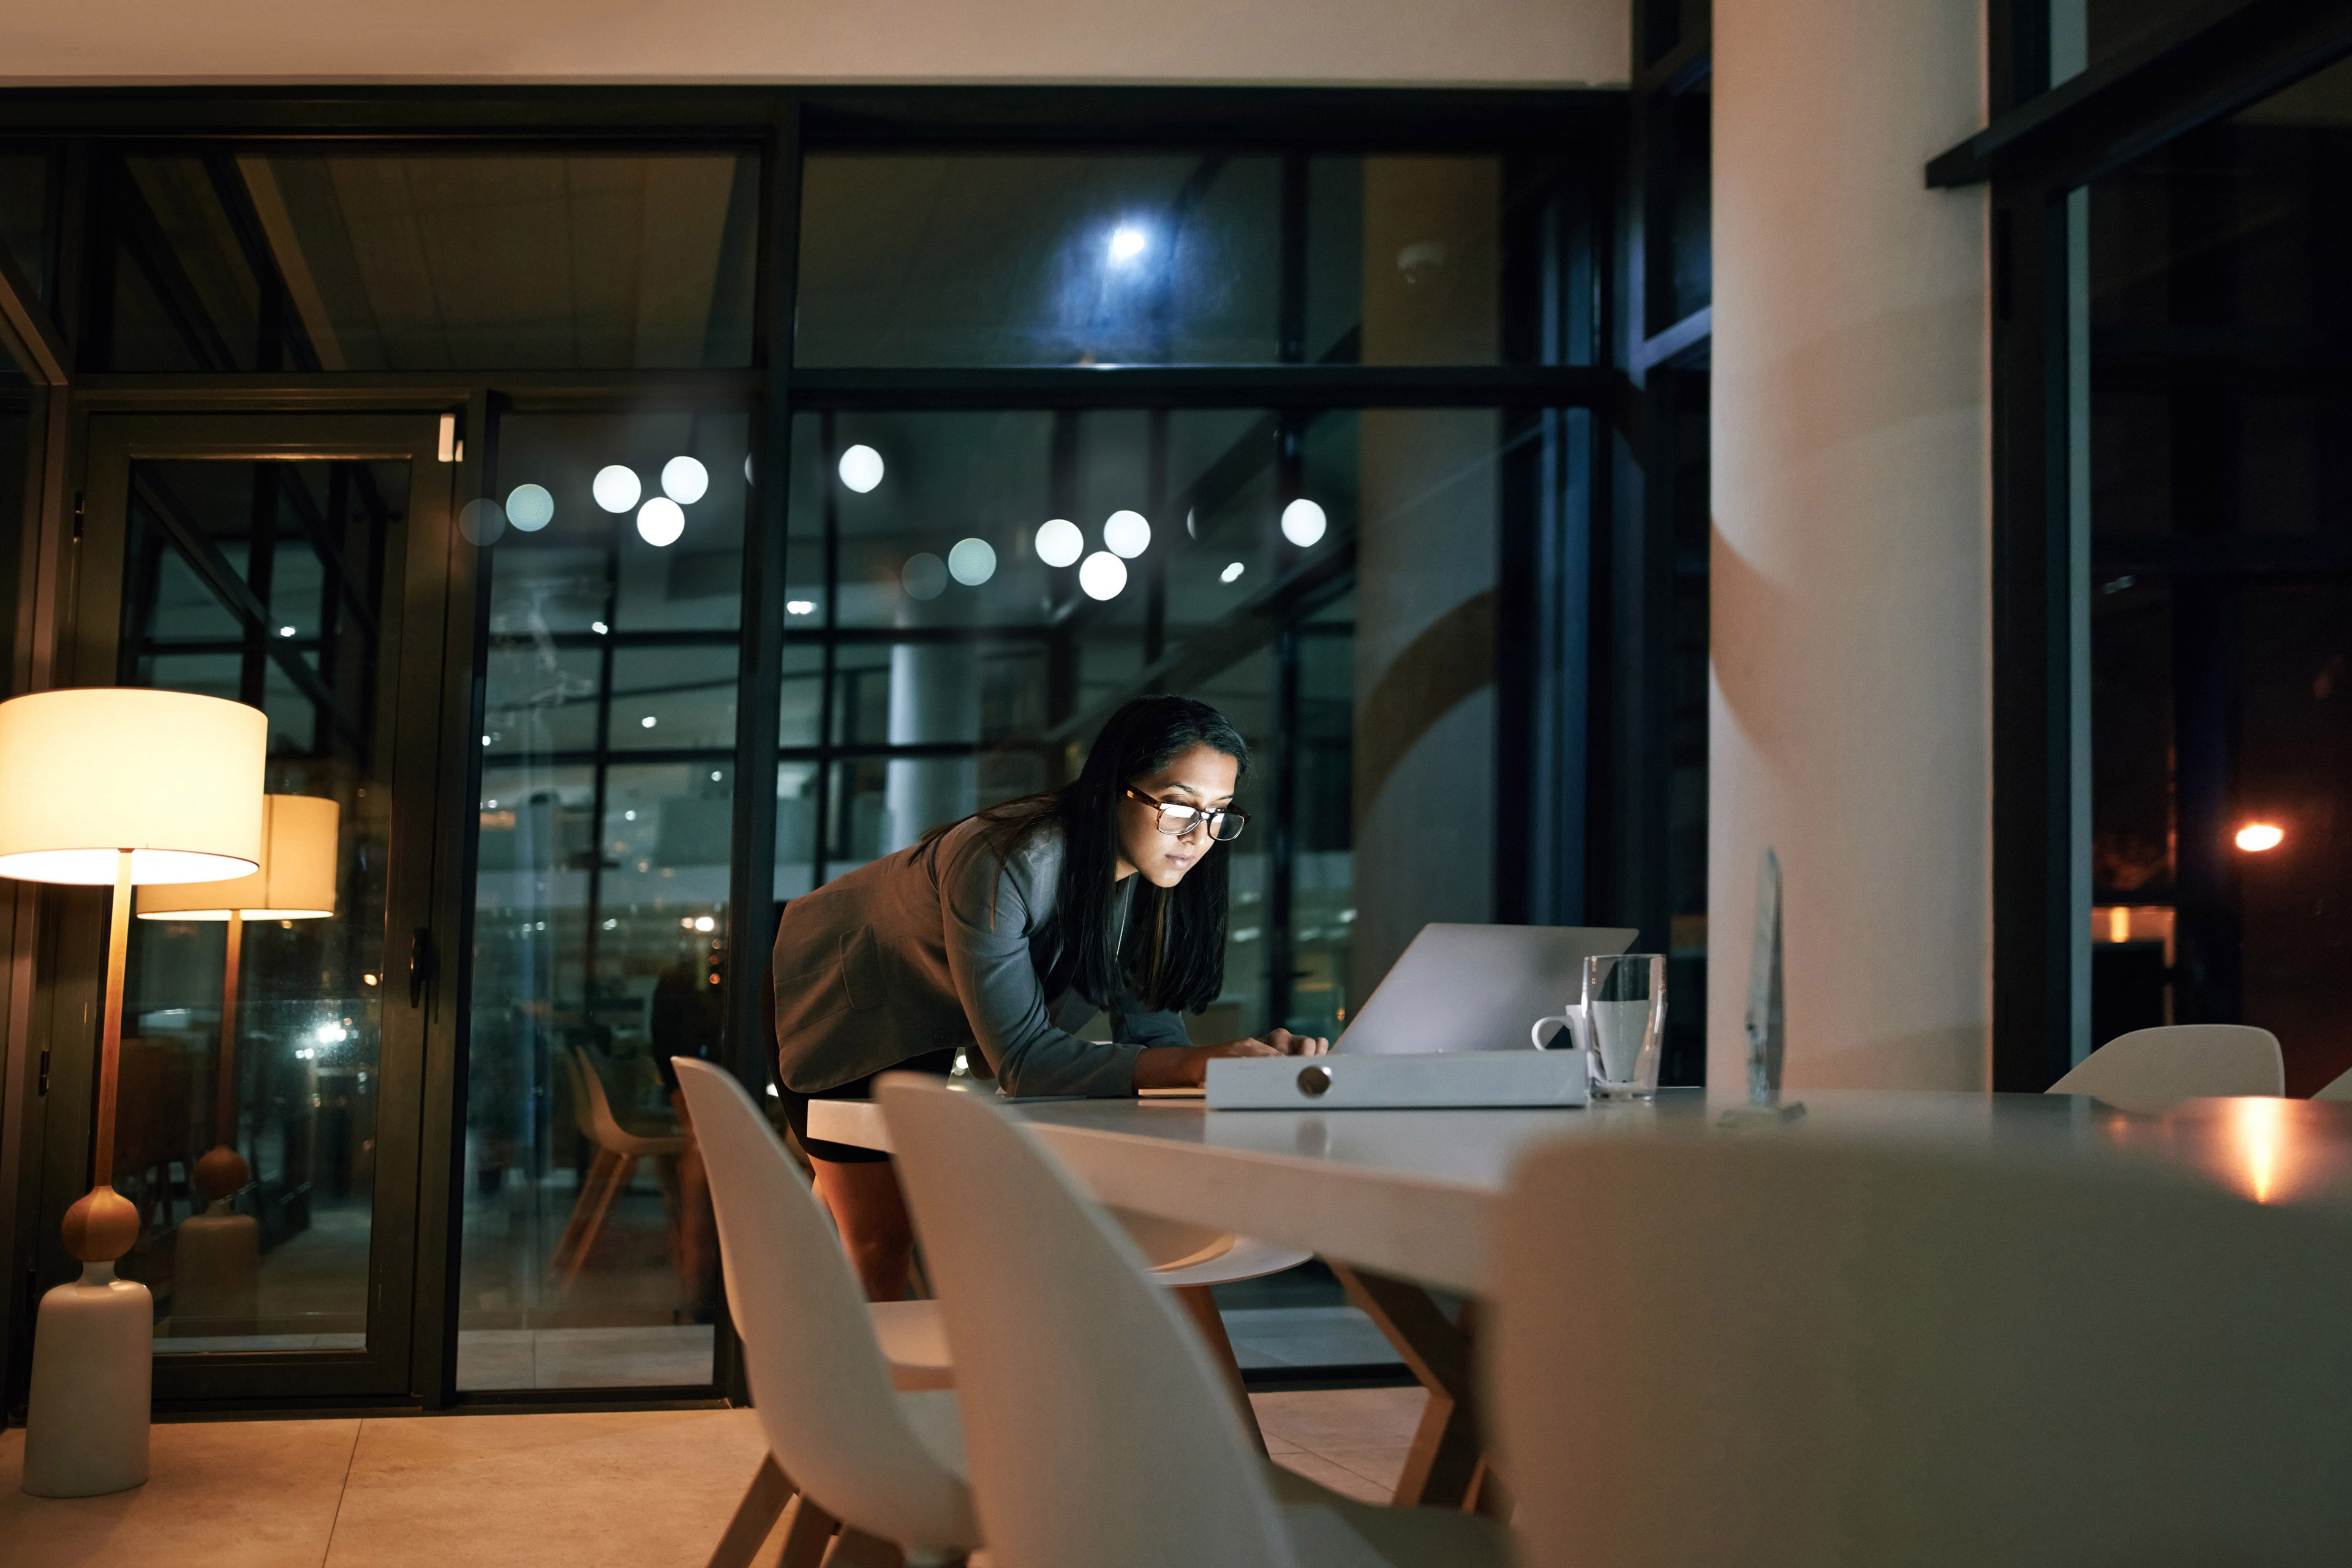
1123;786;1248;843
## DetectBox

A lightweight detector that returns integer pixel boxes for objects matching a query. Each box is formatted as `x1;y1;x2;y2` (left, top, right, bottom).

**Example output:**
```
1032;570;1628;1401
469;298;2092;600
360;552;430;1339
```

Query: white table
811;1084;2352;1505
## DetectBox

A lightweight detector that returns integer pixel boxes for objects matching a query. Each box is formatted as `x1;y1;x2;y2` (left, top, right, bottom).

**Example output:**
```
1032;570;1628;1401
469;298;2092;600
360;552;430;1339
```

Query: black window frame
1937;0;2352;1090
0;83;1646;1419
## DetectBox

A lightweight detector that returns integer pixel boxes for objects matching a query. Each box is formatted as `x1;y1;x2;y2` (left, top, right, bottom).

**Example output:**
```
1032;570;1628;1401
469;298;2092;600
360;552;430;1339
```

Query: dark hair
974;695;1247;1016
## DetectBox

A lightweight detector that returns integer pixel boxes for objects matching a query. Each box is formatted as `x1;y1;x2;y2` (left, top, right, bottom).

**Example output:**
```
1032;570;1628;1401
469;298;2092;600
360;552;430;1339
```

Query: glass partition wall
0;92;1628;1414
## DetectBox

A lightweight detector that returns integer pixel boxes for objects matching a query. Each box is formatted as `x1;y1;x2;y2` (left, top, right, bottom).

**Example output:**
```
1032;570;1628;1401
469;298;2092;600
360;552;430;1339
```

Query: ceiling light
1221;561;1245;584
591;620;608;634
640;715;657;729
786;600;815;615
1109;225;1148;263
1079;551;1127;601
592;466;641;513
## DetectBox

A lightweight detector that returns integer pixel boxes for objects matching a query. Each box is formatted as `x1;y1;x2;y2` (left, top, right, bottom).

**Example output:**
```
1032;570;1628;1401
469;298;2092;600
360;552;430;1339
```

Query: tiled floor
0;1388;1427;1565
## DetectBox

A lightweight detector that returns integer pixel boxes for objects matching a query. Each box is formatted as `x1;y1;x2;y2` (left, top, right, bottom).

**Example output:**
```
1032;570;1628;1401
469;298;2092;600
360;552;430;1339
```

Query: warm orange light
2107;906;2130;944
2235;823;2285;853
2230;1096;2285;1204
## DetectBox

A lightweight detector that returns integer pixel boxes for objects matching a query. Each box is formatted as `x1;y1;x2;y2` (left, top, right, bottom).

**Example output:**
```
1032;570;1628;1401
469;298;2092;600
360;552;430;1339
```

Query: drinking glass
1583;954;1667;1100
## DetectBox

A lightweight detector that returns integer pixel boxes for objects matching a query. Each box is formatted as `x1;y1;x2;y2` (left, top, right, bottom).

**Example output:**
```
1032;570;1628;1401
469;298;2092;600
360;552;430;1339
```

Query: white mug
1530;1001;1593;1055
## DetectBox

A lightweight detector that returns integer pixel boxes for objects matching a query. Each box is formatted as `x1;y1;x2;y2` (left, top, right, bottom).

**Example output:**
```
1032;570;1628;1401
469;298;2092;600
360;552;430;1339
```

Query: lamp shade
136;793;339;920
0;688;266;886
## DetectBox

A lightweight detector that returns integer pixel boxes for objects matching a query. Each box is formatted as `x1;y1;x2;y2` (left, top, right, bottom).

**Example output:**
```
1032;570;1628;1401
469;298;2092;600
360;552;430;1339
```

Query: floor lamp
0;688;266;1499
135;793;340;1330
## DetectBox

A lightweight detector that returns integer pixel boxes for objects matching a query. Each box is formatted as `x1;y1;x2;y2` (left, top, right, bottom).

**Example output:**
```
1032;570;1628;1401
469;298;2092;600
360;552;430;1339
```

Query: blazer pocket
774;925;885;1038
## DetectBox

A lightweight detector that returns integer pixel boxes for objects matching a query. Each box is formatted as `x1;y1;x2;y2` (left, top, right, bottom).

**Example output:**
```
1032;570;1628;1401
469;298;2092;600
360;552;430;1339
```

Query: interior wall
1351;160;1503;997
0;0;1627;88
1708;0;1992;1089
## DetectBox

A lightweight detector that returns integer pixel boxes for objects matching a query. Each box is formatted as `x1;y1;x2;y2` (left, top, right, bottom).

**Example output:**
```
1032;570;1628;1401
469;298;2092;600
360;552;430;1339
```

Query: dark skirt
775;1046;960;1164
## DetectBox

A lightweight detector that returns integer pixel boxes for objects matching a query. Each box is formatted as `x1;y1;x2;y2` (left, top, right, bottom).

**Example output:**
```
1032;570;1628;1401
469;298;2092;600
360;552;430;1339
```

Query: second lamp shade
137;794;340;920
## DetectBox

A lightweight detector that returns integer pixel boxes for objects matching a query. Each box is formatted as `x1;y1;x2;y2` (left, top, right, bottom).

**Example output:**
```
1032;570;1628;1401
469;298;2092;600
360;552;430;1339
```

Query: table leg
1328;1262;1487;1509
1173;1283;1270;1454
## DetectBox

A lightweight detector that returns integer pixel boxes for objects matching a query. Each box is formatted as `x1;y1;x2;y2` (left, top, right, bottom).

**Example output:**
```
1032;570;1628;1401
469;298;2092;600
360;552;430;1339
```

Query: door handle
410;926;438;1009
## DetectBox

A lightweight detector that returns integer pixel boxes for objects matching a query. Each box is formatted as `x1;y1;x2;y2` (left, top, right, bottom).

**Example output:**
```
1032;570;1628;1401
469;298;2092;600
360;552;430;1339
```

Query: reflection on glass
456;410;747;1392
103;150;758;372
115;457;398;1352
799;153;1507;368
0;147;56;305
2085;55;2352;1091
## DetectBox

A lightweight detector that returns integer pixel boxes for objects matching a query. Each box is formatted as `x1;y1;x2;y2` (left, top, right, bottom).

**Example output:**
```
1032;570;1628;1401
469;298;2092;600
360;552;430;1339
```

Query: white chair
1489;1134;2352;1568
2046;1023;2282;1099
2313;1065;2352;1101
878;1073;1512;1568
549;1045;687;1295
809;1091;1308;1448
674;1058;979;1568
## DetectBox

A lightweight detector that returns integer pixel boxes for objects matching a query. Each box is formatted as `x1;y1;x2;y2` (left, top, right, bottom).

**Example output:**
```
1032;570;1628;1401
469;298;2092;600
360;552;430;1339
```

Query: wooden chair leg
1174;1283;1267;1454
549;1148;619;1280
706;1454;794;1568
560;1152;637;1297
774;1491;841;1568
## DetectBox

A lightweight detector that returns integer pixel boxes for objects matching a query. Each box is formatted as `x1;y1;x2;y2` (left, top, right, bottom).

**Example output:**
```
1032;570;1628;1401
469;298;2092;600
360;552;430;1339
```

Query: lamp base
173;1202;260;1327
21;1262;153;1498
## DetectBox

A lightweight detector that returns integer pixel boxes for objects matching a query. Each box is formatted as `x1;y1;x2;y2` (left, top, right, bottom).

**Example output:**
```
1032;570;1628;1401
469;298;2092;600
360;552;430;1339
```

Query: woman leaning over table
769;693;1329;1299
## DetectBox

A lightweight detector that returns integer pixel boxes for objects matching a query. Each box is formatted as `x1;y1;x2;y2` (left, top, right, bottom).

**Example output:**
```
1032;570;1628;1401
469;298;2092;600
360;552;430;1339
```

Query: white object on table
1206;1050;1588;1109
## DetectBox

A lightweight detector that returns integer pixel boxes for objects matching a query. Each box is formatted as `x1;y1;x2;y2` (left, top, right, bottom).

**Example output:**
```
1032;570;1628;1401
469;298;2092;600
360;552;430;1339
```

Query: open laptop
1333;922;1640;1055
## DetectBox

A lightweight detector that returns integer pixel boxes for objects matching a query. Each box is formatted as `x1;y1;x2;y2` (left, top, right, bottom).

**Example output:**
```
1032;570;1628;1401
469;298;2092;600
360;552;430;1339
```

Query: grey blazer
769;815;1191;1098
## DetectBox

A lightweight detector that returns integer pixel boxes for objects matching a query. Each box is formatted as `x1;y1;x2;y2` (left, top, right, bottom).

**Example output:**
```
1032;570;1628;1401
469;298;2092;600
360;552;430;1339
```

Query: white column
1708;0;1991;1088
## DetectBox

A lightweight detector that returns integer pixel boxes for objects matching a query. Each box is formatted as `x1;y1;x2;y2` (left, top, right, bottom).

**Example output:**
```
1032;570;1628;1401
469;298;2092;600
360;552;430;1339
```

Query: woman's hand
1133;1038;1281;1090
1266;1028;1330;1057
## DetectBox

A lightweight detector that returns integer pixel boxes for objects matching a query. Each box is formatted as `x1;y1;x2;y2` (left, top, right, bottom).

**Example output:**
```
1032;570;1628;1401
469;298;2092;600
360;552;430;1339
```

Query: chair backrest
1490;1134;2352;1568
671;1059;972;1552
2047;1023;2282;1099
2313;1064;2352;1101
876;1076;1295;1568
560;1046;595;1140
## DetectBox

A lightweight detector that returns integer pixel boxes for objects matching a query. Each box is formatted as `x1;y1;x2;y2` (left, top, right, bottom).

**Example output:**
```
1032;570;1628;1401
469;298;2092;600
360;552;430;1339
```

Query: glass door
66;412;458;1400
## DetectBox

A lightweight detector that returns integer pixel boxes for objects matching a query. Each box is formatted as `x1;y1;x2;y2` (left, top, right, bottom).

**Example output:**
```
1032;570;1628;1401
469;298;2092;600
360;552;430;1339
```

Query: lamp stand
22;850;152;1499
175;908;258;1327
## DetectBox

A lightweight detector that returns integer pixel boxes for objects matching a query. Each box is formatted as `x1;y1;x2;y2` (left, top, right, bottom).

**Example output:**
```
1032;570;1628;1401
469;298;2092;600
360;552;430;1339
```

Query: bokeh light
902;552;949;600
1079;551;1128;600
839;444;885;494
1103;510;1151;559
2236;823;2285;852
636;497;685;547
948;538;997;586
505;483;554;532
1036;518;1084;568
1281;497;1328;547
662;456;709;504
592;465;641;513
